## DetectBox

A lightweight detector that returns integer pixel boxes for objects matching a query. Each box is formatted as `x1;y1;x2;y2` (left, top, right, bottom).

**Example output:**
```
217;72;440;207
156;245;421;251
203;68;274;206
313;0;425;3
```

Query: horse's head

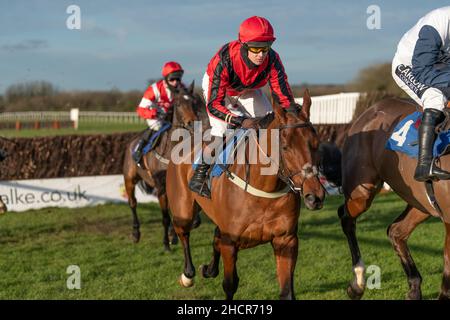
272;90;325;210
169;81;199;131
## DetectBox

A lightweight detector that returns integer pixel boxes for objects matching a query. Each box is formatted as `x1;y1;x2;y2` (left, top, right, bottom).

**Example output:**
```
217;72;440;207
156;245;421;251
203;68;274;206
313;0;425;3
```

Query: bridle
152;92;198;164
171;93;198;133
277;121;319;194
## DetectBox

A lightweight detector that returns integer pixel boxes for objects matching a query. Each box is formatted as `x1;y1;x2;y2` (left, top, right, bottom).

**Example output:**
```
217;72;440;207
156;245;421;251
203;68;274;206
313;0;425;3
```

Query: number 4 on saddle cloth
386;111;450;158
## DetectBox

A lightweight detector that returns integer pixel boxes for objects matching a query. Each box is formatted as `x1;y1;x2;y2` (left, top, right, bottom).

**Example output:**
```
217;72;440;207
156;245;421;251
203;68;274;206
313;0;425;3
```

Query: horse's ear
300;89;312;119
188;80;195;94
272;99;286;123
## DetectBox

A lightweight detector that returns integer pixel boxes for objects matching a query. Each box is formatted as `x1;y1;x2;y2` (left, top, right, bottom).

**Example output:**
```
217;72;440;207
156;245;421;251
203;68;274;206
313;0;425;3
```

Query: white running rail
295;92;361;124
0;92;362;125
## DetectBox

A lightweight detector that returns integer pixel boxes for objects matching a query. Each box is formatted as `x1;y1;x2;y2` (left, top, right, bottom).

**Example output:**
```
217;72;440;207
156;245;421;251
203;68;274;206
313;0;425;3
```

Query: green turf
0;192;445;300
0;122;144;137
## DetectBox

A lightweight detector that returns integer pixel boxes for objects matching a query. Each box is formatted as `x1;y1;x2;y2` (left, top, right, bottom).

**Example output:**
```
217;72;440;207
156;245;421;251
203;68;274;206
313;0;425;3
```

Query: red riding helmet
238;16;276;44
161;61;184;78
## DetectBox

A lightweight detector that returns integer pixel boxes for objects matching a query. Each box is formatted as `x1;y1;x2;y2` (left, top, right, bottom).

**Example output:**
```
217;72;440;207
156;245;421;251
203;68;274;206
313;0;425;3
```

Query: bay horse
166;90;325;299
333;97;450;300
123;82;202;251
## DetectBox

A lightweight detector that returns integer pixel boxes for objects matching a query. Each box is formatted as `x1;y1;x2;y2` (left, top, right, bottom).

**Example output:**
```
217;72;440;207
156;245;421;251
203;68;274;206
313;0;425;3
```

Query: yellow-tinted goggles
247;46;270;54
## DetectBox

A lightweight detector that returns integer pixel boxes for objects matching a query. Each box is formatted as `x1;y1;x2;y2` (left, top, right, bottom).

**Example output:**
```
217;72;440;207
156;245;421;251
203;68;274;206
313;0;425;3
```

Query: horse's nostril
305;194;323;208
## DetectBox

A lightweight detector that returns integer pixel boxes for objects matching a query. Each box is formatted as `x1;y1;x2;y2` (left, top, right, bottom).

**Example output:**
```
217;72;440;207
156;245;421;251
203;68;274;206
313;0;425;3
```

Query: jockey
189;16;301;198
133;61;185;164
392;6;450;182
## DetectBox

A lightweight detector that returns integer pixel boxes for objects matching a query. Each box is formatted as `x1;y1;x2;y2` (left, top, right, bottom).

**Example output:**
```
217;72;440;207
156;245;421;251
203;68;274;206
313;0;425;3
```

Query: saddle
142;122;172;156
192;129;248;178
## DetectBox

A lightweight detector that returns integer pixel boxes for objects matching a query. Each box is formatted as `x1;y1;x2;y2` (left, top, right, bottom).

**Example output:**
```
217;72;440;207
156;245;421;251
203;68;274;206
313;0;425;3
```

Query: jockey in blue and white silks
392;6;450;182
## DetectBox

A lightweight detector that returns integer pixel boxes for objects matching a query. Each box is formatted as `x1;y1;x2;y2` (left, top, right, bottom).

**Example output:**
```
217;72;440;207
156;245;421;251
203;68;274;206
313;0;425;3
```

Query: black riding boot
414;108;450;181
133;129;153;164
188;159;211;198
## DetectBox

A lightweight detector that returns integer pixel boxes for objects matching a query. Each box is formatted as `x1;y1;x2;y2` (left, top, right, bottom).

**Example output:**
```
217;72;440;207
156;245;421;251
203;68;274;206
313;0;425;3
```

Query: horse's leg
439;222;450;300
0;199;7;214
272;234;298;300
387;206;429;300
173;204;199;287
158;193;172;251
200;226;221;278
220;239;239;300
339;181;381;300
174;228;196;287
168;220;178;246
192;210;202;229
125;177;140;243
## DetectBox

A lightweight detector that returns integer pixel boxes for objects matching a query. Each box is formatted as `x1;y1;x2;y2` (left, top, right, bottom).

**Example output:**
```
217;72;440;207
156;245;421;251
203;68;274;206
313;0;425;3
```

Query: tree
351;63;406;96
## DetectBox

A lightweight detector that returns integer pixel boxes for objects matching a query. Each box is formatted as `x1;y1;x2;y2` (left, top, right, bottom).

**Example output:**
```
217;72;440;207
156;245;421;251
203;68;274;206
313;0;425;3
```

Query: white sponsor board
0;175;158;212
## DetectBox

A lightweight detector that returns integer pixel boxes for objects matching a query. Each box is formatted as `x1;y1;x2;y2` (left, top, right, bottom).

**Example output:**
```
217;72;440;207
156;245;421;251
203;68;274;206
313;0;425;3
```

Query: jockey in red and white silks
133;61;185;164
137;61;185;131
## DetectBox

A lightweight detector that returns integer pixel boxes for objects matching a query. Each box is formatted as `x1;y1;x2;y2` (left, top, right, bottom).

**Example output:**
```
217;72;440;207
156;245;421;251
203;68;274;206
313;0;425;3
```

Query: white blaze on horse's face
302;163;319;179
183;95;190;101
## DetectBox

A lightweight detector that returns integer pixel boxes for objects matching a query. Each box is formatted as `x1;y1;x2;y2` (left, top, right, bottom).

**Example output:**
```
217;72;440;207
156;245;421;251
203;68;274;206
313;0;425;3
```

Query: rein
224;120;319;198
144;93;197;168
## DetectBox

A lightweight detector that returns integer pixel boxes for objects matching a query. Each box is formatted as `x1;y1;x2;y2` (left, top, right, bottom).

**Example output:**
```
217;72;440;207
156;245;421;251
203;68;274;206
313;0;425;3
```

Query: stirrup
189;165;211;198
189;178;211;198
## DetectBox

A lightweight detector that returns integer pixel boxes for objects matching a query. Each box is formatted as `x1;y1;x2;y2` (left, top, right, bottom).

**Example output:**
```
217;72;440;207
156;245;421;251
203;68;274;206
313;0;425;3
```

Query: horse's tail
318;142;342;187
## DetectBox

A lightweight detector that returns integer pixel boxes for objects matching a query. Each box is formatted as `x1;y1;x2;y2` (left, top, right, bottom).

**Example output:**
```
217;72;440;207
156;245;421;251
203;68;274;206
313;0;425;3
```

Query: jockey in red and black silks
189;16;302;198
392;6;450;181
133;61;185;164
203;16;299;137
204;40;296;133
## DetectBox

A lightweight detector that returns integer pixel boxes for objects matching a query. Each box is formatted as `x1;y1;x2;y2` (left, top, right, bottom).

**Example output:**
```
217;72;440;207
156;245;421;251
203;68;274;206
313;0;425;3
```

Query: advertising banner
0;175;158;212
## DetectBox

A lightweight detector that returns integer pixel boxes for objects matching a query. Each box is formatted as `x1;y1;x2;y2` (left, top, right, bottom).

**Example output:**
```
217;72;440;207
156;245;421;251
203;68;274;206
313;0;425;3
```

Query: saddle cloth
385;111;450;158
142;122;172;155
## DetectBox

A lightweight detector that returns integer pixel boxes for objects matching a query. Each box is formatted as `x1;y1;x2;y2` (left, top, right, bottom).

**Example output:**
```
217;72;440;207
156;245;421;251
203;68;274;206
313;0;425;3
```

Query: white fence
295;92;361;124
0;92;362;126
78;111;145;123
0;111;145;123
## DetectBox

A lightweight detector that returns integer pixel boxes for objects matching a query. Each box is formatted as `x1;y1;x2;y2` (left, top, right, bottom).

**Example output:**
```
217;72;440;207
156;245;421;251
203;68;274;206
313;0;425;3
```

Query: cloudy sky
1;0;449;93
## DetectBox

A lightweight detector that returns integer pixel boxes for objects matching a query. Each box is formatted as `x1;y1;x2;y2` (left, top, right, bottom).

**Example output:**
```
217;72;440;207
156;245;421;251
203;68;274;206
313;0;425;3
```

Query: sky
1;0;450;93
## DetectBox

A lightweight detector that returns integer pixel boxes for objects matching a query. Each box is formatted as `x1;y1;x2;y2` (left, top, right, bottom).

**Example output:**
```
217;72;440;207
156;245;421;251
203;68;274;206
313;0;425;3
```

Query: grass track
0;193;445;299
0;122;144;138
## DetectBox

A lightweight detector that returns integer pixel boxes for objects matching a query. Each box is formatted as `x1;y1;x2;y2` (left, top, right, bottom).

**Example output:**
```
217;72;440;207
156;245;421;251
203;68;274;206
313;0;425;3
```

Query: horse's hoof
347;282;364;300
169;234;178;245
438;292;450;300
163;243;171;252
179;273;194;288
406;290;422;300
199;264;218;279
132;232;141;243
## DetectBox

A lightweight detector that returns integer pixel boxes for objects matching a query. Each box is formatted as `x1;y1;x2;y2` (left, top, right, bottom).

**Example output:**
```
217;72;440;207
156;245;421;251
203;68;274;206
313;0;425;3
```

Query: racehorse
331;97;450;300
165;90;325;299
123;82;202;251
